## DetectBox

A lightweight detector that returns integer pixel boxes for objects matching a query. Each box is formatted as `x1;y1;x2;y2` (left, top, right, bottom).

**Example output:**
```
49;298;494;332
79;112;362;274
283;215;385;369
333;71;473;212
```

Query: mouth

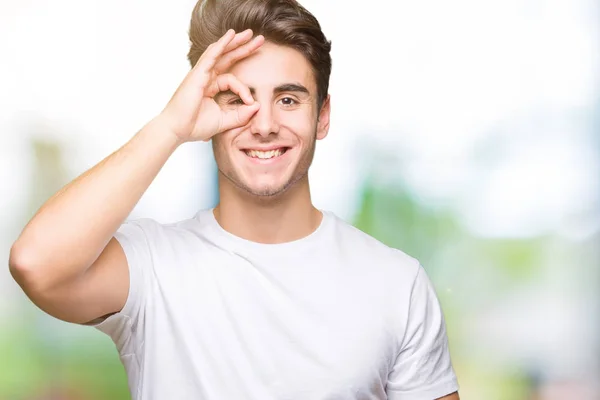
242;147;290;161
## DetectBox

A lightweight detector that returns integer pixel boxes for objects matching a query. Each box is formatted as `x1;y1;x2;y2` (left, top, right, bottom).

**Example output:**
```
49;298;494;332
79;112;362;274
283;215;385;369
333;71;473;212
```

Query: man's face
212;41;330;197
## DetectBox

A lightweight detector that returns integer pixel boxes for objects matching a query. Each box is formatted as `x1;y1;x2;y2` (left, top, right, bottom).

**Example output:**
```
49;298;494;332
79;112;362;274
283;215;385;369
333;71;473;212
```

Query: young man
9;0;460;399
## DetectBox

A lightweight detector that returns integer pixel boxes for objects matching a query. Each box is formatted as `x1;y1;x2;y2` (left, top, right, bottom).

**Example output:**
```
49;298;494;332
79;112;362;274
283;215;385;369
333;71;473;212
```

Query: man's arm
9;120;181;324
9;29;264;325
437;392;460;400
386;263;460;399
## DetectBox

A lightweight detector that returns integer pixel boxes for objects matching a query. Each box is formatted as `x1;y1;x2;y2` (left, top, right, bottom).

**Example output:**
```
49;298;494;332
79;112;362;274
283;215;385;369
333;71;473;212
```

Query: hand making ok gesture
160;29;265;143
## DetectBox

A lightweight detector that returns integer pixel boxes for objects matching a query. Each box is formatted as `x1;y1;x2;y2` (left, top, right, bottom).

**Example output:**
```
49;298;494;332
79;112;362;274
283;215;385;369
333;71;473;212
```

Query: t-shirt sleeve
386;265;459;400
90;220;152;354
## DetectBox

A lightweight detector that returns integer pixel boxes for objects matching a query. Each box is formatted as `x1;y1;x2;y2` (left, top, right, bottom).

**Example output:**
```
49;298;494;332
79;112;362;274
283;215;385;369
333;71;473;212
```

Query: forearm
9;116;180;290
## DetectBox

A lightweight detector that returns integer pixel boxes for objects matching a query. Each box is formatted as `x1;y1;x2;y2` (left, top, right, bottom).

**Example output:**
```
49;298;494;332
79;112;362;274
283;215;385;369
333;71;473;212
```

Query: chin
241;180;291;198
247;187;287;198
234;169;310;198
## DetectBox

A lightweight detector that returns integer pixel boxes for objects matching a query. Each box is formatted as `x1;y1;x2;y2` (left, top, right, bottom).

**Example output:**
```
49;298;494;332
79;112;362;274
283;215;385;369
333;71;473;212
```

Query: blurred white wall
1;0;597;231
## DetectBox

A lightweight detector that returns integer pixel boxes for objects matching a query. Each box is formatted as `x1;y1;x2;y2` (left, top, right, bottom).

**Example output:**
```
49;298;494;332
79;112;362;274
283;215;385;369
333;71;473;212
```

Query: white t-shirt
94;209;458;400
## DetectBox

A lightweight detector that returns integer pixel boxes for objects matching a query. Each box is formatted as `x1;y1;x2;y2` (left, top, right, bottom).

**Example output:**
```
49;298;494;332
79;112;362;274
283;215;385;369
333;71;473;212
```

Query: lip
240;145;290;151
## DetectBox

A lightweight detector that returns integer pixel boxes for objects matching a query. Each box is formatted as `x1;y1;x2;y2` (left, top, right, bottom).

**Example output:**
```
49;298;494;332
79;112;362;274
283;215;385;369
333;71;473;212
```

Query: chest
144;250;397;398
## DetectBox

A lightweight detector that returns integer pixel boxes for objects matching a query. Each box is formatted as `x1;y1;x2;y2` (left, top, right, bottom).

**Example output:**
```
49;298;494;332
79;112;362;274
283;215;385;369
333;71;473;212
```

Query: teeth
246;148;285;159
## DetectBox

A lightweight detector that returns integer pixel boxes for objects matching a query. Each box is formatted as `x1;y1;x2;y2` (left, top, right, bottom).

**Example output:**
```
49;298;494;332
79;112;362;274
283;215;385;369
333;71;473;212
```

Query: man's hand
159;29;264;143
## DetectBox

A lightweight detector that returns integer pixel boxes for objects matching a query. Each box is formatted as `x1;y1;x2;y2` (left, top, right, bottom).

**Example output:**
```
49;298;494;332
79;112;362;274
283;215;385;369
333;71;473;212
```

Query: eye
279;97;297;107
228;98;244;105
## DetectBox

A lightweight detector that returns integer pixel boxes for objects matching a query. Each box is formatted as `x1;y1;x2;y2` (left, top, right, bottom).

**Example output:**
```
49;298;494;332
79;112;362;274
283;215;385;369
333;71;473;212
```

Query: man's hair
188;0;332;108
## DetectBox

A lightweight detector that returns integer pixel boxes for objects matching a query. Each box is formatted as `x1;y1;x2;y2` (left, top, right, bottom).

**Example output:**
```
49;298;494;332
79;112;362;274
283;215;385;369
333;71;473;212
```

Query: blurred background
1;0;599;398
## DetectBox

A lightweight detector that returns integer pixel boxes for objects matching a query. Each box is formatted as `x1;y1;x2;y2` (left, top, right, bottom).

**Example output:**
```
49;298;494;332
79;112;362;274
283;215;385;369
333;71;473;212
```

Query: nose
250;102;280;137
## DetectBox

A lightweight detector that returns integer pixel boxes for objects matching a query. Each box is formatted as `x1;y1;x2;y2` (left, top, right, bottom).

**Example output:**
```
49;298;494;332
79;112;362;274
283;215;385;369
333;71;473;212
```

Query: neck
213;174;322;244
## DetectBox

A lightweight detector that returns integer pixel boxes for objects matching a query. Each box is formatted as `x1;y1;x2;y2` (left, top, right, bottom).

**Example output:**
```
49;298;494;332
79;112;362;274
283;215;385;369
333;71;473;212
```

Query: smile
243;148;289;160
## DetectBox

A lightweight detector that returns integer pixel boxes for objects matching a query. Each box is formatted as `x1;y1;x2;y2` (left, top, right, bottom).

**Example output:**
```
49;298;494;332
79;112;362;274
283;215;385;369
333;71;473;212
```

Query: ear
316;95;331;140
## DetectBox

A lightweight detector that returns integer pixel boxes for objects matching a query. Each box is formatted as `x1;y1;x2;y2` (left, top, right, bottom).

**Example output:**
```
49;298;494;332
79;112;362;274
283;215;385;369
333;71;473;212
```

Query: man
9;0;460;399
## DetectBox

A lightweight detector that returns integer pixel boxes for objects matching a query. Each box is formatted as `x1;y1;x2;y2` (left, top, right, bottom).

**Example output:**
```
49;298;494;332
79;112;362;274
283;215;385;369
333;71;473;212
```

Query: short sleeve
91;220;152;354
386;266;459;400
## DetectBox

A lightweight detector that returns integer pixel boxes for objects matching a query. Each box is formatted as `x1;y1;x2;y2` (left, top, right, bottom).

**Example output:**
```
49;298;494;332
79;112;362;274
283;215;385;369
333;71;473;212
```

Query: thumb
220;102;260;132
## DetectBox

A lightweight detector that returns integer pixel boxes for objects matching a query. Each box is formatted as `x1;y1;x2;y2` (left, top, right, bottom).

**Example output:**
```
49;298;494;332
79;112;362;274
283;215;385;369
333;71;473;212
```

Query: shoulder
116;211;206;246
325;211;421;279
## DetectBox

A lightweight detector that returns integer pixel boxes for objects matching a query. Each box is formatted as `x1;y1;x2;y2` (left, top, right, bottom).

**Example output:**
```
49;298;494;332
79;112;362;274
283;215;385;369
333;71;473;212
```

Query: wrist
146;114;186;149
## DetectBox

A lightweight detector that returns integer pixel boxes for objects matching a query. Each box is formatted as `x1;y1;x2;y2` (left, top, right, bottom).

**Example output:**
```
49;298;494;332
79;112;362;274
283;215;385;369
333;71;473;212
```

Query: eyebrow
214;83;310;102
272;83;310;95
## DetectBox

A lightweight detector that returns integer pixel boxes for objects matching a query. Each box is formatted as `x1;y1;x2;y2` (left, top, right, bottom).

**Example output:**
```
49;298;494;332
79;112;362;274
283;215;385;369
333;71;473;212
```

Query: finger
196;29;236;72
212;28;237;55
201;29;253;69
223;29;254;53
188;30;256;90
215;35;265;73
207;73;254;105
220;102;260;132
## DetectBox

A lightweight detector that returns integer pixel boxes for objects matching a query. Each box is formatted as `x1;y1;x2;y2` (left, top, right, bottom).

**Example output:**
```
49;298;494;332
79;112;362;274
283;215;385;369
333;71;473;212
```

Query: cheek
211;136;234;164
277;109;316;139
219;126;251;156
213;129;239;151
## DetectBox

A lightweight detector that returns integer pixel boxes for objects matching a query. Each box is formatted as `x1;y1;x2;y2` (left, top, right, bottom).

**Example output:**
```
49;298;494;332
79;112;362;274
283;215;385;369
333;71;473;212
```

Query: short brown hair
188;0;332;108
